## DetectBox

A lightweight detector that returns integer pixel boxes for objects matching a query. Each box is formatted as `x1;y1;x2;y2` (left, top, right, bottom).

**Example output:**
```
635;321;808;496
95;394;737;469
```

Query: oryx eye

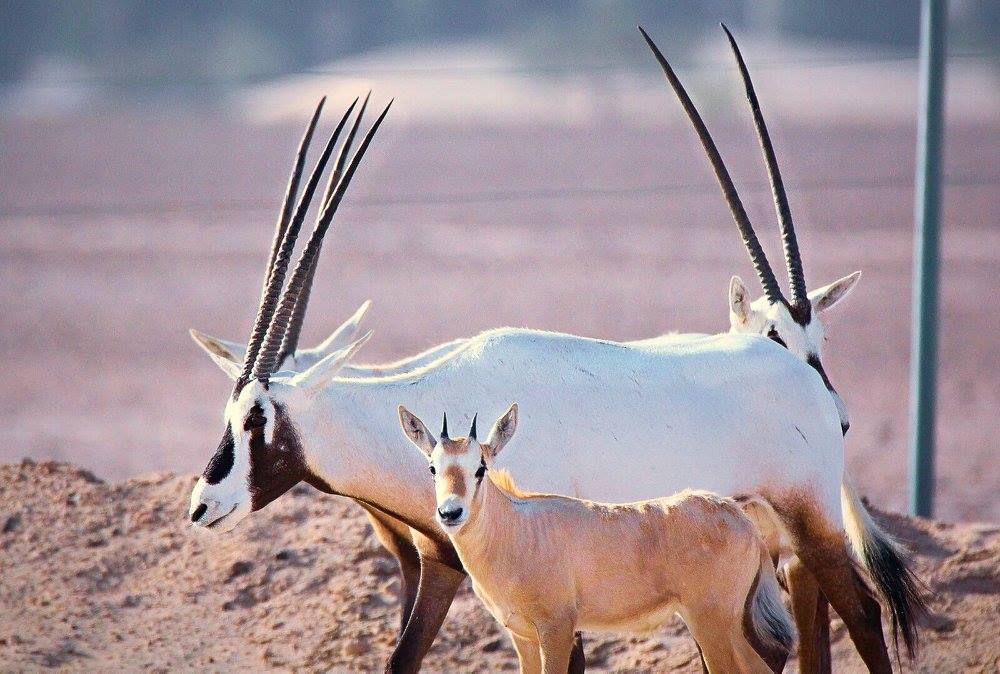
475;462;486;480
429;465;436;475
244;414;267;430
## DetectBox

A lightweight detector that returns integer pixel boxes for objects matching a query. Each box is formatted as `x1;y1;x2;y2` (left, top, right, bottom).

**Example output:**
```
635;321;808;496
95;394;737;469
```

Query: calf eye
244;414;267;430
429;465;436;475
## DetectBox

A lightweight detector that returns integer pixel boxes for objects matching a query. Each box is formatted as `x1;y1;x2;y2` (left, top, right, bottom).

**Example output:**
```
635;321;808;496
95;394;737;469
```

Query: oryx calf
400;404;795;674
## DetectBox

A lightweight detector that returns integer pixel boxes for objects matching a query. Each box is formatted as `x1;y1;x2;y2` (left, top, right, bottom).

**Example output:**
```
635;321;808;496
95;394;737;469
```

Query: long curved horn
638;26;786;307
239;97;360;386
721;24;807;306
253;100;393;380
242;97;326;376
276;91;373;366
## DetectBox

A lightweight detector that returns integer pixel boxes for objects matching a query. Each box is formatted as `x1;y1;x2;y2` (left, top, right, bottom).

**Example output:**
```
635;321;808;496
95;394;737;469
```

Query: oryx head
190;94;391;532
640;25;857;433
398;404;518;533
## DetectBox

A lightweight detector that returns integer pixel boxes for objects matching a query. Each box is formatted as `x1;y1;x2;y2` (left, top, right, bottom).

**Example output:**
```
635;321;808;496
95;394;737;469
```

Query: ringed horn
639;25;810;313
235;94;392;392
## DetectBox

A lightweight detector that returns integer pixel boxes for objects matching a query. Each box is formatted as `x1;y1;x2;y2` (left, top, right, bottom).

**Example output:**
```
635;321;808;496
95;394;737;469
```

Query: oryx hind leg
785;559;831;674
769;494;892;674
684;608;770;674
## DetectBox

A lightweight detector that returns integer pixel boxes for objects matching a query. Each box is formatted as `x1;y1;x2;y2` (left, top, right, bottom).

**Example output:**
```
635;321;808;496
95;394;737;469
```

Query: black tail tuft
862;529;931;659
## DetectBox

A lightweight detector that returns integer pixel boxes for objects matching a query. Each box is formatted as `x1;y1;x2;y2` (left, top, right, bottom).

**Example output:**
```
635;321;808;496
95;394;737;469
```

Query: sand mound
1;460;997;672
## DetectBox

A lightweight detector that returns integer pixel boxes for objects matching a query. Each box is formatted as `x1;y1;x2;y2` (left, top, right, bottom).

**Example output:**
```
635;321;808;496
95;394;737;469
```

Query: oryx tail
841;482;930;658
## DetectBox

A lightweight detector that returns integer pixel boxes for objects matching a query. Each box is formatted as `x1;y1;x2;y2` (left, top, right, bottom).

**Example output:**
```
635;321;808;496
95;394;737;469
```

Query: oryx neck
453;472;521;565
298;375;447;536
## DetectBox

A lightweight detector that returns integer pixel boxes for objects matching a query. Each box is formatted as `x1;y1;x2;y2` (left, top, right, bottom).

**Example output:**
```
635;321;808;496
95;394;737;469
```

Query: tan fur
453;468;790;673
443;465;467;497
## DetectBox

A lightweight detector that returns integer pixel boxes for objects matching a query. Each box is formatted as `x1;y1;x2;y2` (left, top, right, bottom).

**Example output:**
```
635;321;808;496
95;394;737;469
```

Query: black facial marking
788;300;812;327
190;502;208;522
203;425;235;485
474;458;486;482
766;326;788;348
805;354;835;393
247;402;311;511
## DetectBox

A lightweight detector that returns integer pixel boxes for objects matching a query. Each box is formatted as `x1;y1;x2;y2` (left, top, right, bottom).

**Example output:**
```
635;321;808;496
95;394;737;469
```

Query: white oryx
187;28;924;674
401;404;795;674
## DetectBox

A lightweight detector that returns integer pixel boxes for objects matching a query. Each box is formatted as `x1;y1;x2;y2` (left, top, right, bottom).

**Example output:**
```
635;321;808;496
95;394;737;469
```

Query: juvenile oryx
189;62;908;674
401;404;795;674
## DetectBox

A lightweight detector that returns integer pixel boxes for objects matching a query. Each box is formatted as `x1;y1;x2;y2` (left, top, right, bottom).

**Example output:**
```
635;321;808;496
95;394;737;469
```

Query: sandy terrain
1;460;998;672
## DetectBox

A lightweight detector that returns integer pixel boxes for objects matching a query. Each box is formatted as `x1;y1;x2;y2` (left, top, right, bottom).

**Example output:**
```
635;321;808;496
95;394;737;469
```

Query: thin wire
1;174;994;220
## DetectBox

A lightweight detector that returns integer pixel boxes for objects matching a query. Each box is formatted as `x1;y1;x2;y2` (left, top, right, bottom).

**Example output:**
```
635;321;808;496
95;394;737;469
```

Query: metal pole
908;0;947;517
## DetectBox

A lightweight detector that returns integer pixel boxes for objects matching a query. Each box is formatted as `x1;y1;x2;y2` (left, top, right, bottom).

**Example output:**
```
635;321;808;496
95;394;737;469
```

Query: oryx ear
485;403;518;458
189;329;246;364
189;329;242;380
398;406;437;456
809;271;861;315
308;300;372;358
729;275;752;327
290;330;373;392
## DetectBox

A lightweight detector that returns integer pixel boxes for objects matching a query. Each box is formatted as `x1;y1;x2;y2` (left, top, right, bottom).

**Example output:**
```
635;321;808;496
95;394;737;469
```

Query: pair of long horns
440;413;478;440
639;24;807;309
238;94;392;388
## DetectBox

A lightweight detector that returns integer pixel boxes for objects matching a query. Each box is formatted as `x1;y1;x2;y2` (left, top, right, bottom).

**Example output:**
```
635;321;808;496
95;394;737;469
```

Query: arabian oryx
639;25;927;672
190;93;905;674
401;404;795;674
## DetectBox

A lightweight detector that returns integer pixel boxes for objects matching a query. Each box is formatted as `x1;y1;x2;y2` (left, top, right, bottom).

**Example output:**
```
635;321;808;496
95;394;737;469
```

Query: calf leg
384;556;465;674
786;559;831;674
510;631;542;674
686;610;767;674
536;620;577;674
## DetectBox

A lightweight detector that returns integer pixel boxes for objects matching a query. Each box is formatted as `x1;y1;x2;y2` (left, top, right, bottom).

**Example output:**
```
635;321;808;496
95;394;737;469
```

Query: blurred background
1;1;997;521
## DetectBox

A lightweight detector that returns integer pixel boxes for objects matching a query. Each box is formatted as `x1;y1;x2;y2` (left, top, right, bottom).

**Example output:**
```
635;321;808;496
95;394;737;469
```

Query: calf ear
729;275;752;327
189;329;242;380
398;406;436;456
290;331;373;392
809;271;861;315
485;403;518;458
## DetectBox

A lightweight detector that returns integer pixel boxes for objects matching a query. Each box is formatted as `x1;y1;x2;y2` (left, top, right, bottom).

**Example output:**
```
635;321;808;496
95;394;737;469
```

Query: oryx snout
435;496;467;529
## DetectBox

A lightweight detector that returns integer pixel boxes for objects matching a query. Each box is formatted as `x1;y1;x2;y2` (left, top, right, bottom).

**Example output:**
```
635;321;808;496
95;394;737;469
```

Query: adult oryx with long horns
190;96;904;674
638;25;927;671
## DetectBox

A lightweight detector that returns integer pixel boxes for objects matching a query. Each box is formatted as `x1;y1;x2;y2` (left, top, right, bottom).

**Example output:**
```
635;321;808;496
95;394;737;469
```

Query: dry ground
1;461;998;672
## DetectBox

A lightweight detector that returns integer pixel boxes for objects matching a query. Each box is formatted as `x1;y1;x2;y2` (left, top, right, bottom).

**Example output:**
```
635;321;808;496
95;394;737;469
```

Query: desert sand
1;460;998;672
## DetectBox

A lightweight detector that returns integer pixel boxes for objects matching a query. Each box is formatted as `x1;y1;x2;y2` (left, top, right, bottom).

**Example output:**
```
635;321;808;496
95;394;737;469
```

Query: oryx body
187;24;922;673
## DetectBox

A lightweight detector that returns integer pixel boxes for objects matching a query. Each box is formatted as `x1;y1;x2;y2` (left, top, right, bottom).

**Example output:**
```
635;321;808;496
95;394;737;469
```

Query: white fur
190;327;845;538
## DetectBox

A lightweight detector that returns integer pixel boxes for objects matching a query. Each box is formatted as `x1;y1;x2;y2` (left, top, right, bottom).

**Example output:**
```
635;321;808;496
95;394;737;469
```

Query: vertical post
908;0;947;517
